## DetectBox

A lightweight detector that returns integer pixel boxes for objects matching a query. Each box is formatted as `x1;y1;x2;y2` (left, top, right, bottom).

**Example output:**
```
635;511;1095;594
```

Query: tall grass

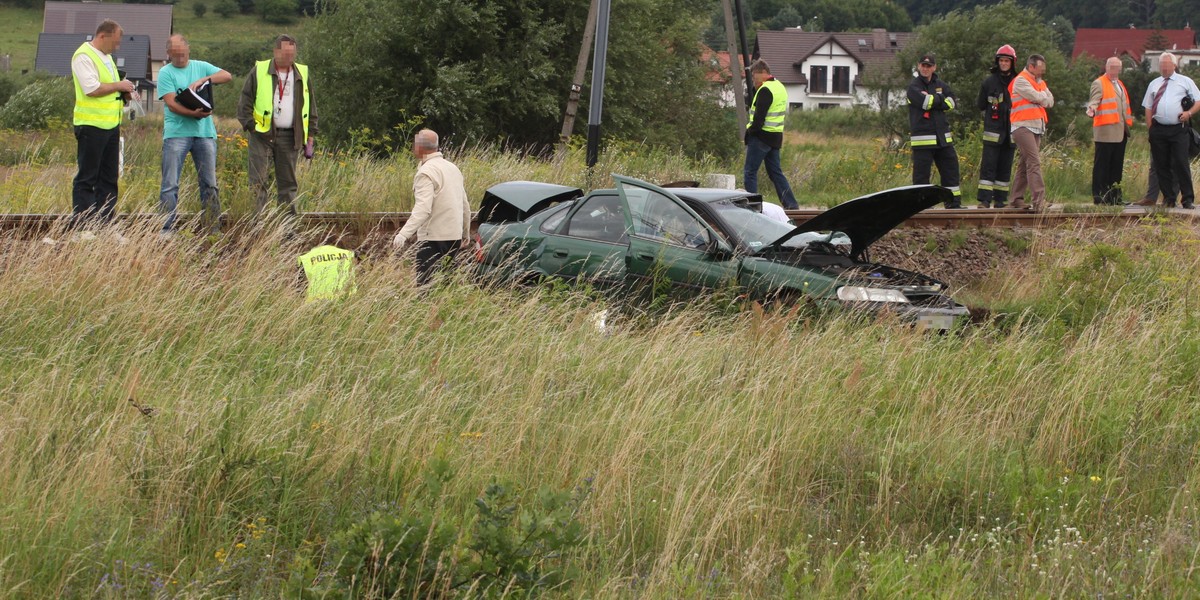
1;219;1199;596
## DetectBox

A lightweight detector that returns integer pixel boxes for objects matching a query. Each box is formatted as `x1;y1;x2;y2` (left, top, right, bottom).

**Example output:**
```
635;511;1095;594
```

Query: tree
309;0;738;158
258;0;298;23
214;0;238;17
194;2;209;18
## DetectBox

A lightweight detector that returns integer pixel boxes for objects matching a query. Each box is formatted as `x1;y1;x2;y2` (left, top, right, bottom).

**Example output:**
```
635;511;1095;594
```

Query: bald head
414;129;439;159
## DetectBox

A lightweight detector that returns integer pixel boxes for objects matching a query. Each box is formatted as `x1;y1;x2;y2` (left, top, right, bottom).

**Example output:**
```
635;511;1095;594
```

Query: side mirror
704;233;733;259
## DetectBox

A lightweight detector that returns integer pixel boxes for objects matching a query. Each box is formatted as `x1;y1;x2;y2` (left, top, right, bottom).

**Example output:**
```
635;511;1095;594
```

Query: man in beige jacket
393;129;472;285
1086;57;1133;205
1008;54;1054;211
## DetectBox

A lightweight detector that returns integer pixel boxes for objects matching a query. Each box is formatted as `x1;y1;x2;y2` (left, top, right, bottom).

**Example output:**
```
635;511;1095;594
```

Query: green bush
193;2;208;17
289;461;590;598
0;77;73;130
214;0;238;17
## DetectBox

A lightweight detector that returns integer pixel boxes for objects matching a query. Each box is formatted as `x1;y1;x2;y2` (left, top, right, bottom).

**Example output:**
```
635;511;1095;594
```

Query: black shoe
1183;202;1195;210
945;202;962;209
1165;202;1177;208
993;202;1006;209
977;202;991;209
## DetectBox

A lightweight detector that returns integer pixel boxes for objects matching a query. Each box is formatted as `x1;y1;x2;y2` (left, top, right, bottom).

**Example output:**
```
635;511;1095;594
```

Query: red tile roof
1072;28;1196;62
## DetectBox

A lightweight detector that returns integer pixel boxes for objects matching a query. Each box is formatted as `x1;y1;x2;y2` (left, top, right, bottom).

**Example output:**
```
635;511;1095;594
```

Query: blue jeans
743;136;799;209
160;136;220;232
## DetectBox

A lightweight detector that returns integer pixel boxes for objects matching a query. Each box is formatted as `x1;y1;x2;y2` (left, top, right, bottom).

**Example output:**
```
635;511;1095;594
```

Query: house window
832;66;850;94
809;65;827;94
790;102;804;111
818;103;838;110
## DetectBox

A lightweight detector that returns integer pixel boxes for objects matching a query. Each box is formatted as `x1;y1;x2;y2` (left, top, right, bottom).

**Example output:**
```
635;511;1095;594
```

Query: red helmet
995;45;1016;60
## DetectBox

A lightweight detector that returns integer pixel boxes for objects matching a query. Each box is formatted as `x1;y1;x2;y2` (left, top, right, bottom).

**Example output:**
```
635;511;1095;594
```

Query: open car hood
763;185;951;260
478;181;583;223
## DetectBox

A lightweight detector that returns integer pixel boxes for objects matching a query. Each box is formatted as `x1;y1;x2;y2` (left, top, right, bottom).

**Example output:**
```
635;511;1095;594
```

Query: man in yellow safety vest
742;60;798;210
237;34;319;217
71;19;138;227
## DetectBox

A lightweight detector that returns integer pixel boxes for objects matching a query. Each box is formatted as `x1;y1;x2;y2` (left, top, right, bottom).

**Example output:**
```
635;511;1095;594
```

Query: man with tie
1140;53;1200;209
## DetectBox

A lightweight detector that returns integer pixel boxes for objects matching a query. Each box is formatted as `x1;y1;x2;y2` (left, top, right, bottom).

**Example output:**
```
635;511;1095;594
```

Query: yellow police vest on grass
72;42;122;129
747;78;788;133
253;60;311;141
298;245;356;302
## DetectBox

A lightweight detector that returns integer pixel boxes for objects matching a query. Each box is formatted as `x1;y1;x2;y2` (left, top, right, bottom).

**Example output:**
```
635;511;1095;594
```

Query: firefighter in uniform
975;45;1018;208
907;53;961;208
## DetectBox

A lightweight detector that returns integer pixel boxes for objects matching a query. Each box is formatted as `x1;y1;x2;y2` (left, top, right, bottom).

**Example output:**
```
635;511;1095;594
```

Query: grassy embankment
1;212;1199;597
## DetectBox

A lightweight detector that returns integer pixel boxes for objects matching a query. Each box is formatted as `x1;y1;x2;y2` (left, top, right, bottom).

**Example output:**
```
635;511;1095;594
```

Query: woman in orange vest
1085;57;1133;205
1007;54;1054;212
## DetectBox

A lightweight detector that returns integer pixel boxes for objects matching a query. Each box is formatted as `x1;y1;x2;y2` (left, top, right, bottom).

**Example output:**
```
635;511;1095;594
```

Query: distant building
1072;27;1196;63
700;46;744;108
752;28;914;111
42;1;173;80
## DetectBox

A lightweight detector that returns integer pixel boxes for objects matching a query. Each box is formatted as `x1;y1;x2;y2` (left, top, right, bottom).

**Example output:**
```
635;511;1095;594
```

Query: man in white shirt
70;19;137;226
1140;53;1200;209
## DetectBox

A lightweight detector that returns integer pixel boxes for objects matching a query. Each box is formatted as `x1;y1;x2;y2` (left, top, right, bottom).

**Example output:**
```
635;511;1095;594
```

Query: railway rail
0;206;1193;241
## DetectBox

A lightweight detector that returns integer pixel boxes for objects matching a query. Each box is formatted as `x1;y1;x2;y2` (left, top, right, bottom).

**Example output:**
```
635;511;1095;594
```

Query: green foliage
763;0;914;32
292;461;590;598
193;2;209;18
0;77;72;130
258;0;298;23
214;0;238;17
308;0;736;159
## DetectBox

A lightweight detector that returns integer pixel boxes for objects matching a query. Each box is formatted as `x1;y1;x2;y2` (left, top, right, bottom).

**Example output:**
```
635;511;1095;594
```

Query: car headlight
837;286;910;303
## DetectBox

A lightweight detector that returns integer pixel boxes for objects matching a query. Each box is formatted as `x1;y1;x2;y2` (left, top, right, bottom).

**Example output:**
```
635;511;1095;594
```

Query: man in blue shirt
157;34;232;234
1140;52;1200;209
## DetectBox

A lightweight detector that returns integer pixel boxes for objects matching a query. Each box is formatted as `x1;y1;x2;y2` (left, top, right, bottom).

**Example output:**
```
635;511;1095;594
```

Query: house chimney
872;28;886;50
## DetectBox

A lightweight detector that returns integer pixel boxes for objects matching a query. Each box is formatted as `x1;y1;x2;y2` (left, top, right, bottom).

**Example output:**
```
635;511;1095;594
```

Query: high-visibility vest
253;60;310;141
747;78;788;133
1092;76;1132;128
1008;70;1048;125
72;42;122;129
298;245;356;302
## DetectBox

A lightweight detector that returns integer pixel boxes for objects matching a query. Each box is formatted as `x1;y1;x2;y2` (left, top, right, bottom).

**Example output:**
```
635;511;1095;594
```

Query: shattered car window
707;200;847;251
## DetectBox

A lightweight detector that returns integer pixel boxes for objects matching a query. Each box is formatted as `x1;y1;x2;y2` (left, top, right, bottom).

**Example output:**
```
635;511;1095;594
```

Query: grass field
1;216;1199;597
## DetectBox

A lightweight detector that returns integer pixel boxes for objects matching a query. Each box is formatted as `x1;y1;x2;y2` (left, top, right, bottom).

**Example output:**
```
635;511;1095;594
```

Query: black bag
175;80;213;112
1188;126;1200;159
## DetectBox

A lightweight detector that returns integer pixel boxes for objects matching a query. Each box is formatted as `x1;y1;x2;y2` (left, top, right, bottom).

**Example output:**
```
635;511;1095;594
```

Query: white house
753;28;914;111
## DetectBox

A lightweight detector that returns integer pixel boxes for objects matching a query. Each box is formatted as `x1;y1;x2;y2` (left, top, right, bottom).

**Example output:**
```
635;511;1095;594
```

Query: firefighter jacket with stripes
976;69;1016;145
907;73;956;148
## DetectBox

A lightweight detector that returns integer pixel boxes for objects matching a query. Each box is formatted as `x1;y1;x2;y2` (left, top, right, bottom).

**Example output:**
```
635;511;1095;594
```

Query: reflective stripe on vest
1093;76;1132;128
72;43;122;129
1008;71;1048;124
253;60;311;141
910;134;938;147
298;245;356;302
747;78;788;133
982;131;1001;143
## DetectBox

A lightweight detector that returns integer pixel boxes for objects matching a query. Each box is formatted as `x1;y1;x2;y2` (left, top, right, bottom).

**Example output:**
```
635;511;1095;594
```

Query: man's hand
188;77;210;91
393;233;410;250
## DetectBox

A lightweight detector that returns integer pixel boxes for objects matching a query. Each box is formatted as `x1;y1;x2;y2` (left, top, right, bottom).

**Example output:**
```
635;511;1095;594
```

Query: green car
474;175;968;329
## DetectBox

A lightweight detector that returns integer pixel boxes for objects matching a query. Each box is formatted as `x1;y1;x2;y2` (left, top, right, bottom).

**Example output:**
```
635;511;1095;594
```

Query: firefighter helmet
995;45;1017;60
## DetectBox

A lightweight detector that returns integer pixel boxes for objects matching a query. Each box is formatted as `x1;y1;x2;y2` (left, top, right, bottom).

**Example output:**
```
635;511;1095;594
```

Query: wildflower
214;548;227;564
1090;475;1102;483
459;431;483;439
235;542;246;549
894;163;902;169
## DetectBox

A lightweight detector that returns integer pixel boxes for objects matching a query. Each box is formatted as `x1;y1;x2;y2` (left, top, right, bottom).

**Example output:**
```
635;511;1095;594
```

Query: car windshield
708;200;849;251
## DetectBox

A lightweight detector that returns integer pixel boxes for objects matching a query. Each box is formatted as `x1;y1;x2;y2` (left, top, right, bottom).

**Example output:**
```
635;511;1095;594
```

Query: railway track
0;206;1193;240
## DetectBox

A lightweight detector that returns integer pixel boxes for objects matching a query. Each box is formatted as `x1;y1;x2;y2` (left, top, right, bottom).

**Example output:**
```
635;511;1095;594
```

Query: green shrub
214;0;238;17
193;2;208;17
290;461;590;598
0;77;73;130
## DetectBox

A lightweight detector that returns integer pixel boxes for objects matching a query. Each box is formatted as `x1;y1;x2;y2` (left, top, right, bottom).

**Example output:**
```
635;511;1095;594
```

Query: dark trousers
1092;135;1127;205
743;136;799;209
1149;123;1193;207
72;125;121;226
912;145;961;206
978;141;1015;206
414;240;462;286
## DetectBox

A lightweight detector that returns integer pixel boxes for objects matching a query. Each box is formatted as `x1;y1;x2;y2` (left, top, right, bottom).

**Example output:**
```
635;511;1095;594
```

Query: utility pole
732;0;753;105
585;0;612;169
721;0;746;133
558;0;599;156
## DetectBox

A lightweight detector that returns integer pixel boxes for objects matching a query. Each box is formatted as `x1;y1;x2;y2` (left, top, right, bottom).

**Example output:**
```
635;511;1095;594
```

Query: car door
538;193;628;286
614;176;739;292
